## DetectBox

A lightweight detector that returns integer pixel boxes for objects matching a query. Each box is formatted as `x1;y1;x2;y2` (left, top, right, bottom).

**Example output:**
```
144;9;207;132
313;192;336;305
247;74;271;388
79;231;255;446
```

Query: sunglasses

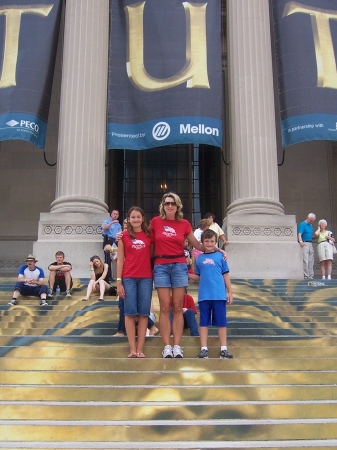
164;201;177;206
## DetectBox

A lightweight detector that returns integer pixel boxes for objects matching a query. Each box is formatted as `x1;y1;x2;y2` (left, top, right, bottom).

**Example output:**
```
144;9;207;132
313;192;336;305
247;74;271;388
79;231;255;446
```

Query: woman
150;192;226;358
117;206;153;358
314;219;335;280
82;256;110;301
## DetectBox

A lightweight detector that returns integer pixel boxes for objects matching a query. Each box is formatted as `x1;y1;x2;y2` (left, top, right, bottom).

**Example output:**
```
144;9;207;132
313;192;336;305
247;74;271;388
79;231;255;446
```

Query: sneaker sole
174;355;183;358
220;356;233;359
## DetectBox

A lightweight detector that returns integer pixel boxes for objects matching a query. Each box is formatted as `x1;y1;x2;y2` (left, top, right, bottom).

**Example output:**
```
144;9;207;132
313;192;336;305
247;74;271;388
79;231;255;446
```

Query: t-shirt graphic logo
163;226;177;237
203;258;215;265
132;238;146;250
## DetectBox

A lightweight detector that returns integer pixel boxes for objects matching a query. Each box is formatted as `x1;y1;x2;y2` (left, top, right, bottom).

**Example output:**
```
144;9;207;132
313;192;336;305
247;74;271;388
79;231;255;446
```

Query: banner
0;0;62;149
107;0;223;150
273;0;337;147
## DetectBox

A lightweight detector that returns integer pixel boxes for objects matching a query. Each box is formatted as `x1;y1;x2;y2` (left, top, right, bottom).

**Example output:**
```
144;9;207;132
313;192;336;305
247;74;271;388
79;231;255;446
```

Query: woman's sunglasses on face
164;201;176;206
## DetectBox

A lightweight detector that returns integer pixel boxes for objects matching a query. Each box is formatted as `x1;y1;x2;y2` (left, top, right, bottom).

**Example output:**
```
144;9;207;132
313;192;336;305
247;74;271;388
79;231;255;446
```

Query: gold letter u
125;1;210;92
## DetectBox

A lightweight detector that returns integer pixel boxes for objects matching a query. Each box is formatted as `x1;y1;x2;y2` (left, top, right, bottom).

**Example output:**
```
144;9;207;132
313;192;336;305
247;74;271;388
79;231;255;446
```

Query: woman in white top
314;219;335;280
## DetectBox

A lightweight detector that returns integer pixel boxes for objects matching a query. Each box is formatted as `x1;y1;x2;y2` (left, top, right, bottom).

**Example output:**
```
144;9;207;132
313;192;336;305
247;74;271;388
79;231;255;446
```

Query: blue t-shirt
101;219;122;239
195;251;229;301
18;265;45;286
298;221;313;242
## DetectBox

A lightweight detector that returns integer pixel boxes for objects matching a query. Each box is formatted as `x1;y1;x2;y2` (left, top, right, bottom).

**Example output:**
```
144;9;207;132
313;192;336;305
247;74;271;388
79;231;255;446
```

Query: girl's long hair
125;206;150;239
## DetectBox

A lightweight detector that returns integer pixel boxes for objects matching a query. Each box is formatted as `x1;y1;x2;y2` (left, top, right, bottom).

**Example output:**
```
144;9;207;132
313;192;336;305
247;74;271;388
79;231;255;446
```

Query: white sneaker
322;276;326;280
162;345;173;358
40;299;48;306
65;289;72;297
327;275;331;280
173;345;183;358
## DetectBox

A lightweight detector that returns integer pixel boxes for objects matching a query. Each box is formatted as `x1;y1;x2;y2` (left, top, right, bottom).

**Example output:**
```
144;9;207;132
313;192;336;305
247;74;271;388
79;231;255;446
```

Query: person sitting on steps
8;254;49;307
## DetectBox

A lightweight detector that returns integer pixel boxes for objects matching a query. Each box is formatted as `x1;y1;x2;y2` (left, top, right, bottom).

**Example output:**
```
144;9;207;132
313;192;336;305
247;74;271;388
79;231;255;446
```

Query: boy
190;229;233;359
47;251;73;298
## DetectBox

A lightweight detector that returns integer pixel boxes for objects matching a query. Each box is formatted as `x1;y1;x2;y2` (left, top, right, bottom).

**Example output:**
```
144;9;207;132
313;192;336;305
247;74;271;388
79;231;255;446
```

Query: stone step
1;385;336;402
1;370;336;386
1;344;336;359
0;422;336;443
0;401;336;420
1;356;337;371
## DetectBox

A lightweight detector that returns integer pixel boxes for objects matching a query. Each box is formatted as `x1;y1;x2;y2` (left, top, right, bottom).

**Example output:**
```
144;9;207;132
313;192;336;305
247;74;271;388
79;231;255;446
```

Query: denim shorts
199;300;227;327
123;277;153;316
14;282;48;298
153;263;188;289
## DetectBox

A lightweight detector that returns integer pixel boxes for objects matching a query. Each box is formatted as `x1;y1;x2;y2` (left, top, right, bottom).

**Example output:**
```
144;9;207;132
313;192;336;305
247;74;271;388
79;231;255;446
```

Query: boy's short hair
201;229;217;242
55;251;65;258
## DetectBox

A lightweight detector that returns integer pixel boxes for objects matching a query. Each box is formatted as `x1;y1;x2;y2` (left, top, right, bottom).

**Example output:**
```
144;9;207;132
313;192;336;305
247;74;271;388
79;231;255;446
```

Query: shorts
153;263;188;289
14;282;48;298
123;277;153;316
199;300;227;327
53;275;73;292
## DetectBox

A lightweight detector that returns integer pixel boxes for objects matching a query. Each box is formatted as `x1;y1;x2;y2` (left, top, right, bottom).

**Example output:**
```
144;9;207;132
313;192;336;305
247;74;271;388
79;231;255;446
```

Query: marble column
224;0;302;278
34;0;110;277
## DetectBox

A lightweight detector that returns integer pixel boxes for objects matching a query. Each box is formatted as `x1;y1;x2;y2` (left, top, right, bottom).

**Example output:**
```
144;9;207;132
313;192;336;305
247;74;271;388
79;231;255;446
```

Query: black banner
273;0;337;147
107;0;223;150
0;0;62;148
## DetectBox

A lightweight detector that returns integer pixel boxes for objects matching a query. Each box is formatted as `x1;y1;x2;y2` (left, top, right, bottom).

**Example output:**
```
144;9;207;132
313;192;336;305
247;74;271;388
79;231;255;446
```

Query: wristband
116;278;122;281
90;268;94;271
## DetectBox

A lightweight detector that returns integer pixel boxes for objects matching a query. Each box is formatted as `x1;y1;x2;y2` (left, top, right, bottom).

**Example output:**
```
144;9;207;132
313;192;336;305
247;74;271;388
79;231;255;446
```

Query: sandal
137;352;146;358
128;352;138;358
98;298;104;301
82;298;88;301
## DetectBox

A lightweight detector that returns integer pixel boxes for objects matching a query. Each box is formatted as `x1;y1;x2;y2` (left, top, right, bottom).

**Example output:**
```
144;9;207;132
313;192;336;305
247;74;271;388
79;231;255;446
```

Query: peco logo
6;119;39;133
152;122;170;141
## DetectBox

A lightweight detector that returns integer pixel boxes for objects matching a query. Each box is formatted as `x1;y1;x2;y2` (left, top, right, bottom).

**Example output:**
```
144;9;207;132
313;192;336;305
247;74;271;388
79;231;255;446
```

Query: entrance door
108;144;224;227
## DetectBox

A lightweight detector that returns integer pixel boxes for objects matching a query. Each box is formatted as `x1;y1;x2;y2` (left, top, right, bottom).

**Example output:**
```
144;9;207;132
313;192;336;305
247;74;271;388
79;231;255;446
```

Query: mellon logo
180;123;219;136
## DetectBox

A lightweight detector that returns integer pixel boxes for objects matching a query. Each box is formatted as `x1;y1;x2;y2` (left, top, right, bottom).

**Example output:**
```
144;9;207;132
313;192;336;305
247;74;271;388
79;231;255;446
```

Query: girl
193;218;211;260
117;206;153;358
82;256;110;301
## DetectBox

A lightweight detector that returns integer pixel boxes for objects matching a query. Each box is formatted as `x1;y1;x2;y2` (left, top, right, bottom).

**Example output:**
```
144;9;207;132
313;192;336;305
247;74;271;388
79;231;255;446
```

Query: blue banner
273;0;337;147
0;1;62;149
107;0;223;150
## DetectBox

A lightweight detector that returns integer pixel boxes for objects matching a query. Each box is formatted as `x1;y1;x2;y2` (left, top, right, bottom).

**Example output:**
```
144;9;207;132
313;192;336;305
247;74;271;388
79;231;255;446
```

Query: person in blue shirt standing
101;209;122;279
297;213;316;279
190;229;234;359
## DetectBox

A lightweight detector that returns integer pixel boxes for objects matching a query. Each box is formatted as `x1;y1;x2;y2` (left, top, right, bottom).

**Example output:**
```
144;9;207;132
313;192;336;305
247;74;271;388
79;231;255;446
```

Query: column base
33;212;109;278
50;196;108;214
223;213;303;279
227;198;284;215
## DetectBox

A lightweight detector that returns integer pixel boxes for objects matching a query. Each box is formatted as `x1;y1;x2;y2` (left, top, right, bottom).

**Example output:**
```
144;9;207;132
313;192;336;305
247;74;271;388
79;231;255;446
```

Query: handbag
327;238;337;254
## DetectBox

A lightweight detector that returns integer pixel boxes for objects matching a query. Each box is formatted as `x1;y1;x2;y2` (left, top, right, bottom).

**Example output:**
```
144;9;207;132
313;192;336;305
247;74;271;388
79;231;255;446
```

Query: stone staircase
0;278;336;449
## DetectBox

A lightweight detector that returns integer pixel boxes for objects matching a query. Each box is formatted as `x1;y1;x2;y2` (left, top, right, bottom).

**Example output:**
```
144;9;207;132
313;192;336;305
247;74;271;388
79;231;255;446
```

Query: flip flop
127;352;138;358
137;352;146;358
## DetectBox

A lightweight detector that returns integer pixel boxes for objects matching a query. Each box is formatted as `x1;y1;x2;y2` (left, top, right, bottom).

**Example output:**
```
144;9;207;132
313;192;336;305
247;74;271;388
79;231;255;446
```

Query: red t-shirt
183;294;198;314
170;293;198;314
121;230;153;278
150;216;193;265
